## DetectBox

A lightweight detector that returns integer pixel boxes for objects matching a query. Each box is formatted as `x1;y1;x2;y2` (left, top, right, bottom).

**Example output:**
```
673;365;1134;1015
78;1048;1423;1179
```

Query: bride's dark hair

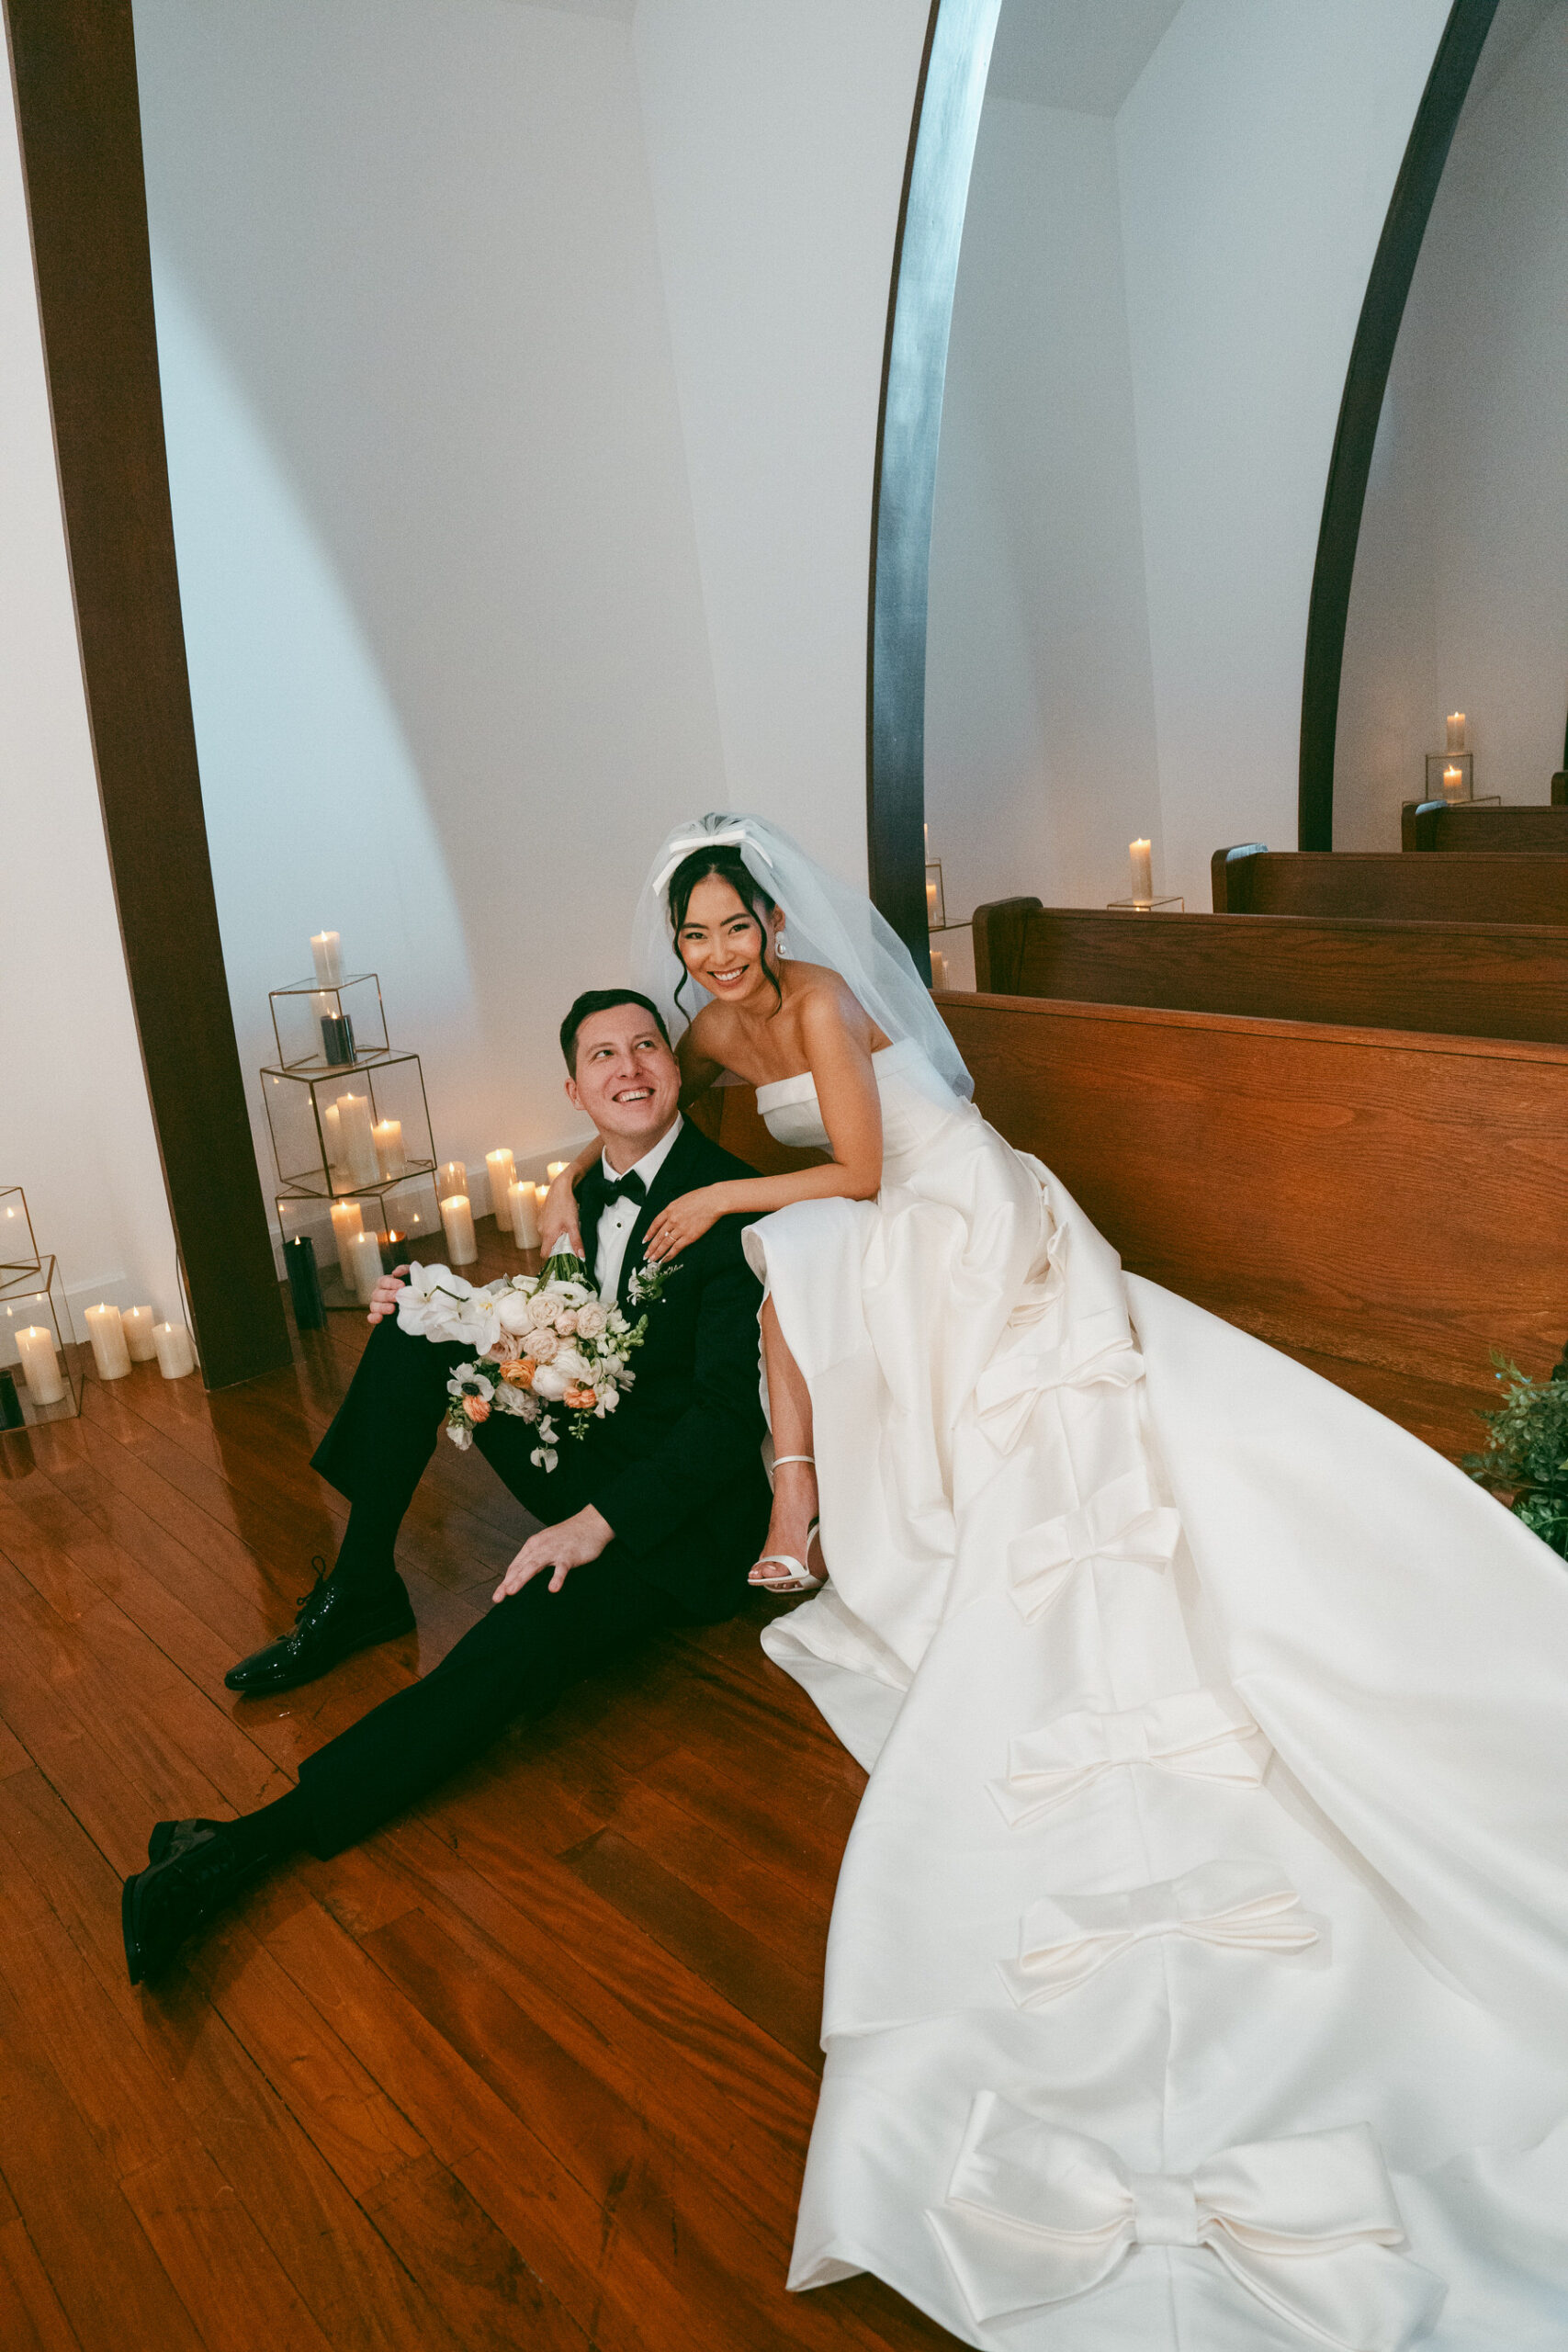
666;844;784;1019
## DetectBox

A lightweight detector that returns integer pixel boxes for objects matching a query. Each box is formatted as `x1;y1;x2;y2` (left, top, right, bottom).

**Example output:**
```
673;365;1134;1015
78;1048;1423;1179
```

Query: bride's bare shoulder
788;965;888;1050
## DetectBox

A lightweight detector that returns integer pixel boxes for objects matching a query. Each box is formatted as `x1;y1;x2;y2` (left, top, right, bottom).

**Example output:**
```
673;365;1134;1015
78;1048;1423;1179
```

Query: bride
553;813;1568;2349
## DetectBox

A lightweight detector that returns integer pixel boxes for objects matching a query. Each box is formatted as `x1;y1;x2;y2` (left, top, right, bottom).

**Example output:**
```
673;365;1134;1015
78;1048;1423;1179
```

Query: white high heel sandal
751;1454;828;1593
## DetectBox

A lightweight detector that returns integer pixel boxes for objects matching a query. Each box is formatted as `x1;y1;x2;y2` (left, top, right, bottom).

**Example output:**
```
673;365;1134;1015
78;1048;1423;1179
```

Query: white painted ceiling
986;0;1185;117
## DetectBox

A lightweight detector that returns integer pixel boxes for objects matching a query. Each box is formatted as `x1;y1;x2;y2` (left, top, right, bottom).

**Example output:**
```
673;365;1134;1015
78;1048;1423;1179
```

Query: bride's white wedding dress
743;1035;1568;2352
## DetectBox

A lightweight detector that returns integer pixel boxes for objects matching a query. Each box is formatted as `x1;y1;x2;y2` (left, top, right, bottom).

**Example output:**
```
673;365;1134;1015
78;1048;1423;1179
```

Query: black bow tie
595;1167;647;1207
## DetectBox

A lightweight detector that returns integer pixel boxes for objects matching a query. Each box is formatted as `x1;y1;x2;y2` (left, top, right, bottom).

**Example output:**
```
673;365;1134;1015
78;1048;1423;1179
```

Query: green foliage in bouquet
1462;1343;1568;1560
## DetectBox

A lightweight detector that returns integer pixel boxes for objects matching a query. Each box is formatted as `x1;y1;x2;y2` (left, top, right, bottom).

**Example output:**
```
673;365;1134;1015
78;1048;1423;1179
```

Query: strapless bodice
755;1036;975;1170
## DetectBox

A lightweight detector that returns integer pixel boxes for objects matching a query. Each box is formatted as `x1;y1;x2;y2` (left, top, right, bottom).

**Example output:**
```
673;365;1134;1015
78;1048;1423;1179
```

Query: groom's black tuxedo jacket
534;1117;770;1613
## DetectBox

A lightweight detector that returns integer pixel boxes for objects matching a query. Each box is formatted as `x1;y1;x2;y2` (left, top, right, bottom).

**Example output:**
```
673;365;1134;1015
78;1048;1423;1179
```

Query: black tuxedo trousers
296;1136;771;1858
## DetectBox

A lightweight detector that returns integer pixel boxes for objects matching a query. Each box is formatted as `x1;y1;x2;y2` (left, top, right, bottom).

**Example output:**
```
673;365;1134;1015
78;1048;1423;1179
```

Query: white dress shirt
591;1115;683;1301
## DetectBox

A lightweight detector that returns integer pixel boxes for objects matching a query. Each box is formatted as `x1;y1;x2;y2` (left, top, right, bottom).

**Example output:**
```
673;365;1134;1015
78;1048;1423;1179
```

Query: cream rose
553;1309;579;1337
526;1328;559;1363
573;1302;607;1338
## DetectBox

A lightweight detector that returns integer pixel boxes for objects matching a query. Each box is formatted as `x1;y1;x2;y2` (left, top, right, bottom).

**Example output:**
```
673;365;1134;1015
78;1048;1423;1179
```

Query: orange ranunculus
563;1383;597;1411
462;1396;491;1424
499;1358;536;1389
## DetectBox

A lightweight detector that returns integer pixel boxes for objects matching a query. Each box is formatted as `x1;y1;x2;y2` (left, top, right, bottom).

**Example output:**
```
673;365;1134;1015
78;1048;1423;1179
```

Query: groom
121;988;772;1984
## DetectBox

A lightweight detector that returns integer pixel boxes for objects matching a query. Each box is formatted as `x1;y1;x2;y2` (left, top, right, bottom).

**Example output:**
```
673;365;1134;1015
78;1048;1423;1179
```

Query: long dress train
743;1035;1568;2351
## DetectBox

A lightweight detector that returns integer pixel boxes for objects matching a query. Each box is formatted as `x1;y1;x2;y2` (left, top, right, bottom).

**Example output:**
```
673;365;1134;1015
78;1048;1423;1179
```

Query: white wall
134;0;728;1228
631;0;931;889
0;68;182;1340
136;0;935;1250
1115;0;1452;897
1337;2;1568;845
924;93;1160;920
924;0;1452;914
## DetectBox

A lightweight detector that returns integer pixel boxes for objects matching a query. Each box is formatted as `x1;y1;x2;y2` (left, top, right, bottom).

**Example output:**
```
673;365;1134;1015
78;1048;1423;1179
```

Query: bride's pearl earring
776;932;789;959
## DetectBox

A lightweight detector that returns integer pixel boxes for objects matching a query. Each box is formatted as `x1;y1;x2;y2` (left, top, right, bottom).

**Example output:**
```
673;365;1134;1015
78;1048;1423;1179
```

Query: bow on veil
929;2098;1443;2347
650;824;777;898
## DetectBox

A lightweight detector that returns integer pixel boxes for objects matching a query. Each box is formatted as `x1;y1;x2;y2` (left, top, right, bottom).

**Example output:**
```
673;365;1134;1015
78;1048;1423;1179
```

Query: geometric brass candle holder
268;968;390;1073
274;1173;444;1314
0;1184;41;1281
0;1252;84;1426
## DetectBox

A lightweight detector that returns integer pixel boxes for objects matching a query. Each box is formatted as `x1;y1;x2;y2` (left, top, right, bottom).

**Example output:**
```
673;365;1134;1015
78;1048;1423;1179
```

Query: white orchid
396;1262;502;1351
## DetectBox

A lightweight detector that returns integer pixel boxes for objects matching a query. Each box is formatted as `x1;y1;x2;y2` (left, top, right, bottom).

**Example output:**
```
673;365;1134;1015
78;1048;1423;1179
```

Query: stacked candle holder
265;931;444;1315
0;1186;82;1429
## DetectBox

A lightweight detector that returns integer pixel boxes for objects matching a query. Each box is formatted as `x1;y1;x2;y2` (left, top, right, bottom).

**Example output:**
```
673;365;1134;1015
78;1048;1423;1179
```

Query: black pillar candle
320;1012;355;1067
285;1235;326;1330
0;1370;24;1430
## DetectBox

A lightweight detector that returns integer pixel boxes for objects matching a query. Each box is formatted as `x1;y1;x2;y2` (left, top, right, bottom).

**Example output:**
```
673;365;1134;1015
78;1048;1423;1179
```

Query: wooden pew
1213;844;1568;924
939;992;1568;1430
1402;799;1568;852
697;998;1565;1453
968;898;1568;1045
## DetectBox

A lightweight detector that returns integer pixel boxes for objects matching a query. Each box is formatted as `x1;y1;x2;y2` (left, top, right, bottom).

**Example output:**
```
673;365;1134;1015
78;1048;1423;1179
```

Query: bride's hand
538;1170;583;1260
644;1185;727;1262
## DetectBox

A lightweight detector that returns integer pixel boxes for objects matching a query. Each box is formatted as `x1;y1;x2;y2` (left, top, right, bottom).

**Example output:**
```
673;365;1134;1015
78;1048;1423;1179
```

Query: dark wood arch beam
866;0;1002;964
1298;0;1499;849
5;0;290;1388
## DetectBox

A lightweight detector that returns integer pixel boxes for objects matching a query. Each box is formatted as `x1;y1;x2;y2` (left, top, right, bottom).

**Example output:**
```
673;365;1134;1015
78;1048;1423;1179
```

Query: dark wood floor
0;1220;1495;2351
0;1219;960;2352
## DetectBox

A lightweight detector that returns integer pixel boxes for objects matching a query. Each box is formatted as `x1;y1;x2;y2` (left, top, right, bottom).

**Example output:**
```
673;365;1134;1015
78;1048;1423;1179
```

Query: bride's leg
751;1297;823;1591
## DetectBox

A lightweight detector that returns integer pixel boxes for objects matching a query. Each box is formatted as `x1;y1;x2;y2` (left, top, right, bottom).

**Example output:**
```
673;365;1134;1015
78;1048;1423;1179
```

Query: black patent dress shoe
148;1815;222;1867
223;1558;415;1695
122;1826;267;1985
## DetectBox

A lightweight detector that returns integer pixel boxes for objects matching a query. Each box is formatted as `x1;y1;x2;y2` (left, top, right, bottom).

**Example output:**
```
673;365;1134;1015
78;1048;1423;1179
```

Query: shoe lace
292;1557;331;1619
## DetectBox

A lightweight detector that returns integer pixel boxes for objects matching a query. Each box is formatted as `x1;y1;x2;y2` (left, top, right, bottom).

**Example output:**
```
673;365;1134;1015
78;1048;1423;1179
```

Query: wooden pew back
1213;845;1568;924
1402;799;1568;852
940;991;1568;1385
969;898;1568;1045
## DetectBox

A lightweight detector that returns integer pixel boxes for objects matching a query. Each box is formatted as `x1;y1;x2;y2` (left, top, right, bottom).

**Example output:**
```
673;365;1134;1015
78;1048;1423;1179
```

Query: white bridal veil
630;813;973;1102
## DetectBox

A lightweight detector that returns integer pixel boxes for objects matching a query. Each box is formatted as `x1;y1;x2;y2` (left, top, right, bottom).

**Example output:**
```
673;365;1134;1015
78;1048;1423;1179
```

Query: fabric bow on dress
1005;1466;1183;1623
929;2098;1444;2348
988;1686;1269;1827
998;1861;1320;2007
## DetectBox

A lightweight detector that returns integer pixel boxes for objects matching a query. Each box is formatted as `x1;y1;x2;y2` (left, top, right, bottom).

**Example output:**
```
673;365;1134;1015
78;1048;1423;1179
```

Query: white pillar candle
485;1149;516;1222
310;930;343;986
437;1159;468;1201
547;1160;568;1182
345;1227;385;1306
153;1322;196;1379
16;1323;65;1405
334;1091;380;1189
507;1179;540;1250
321;1101;350;1191
1130;839;1153;902
331;1198;366;1280
85;1302;131;1381
439;1193;478;1266
1446;712;1466;753
1442;763;1465;804
122;1304;159;1362
930;947;950;990
373;1118;407;1180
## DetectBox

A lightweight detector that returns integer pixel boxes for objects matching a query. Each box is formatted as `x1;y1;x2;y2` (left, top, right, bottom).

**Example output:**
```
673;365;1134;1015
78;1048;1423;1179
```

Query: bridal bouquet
395;1251;674;1472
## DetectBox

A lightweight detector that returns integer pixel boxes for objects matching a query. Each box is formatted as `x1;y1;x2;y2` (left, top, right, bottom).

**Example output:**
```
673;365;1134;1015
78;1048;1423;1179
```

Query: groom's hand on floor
492;1504;614;1602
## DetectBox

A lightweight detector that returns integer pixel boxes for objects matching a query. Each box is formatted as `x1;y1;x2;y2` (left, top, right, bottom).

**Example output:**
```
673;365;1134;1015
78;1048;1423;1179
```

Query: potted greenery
1463;1344;1568;1559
